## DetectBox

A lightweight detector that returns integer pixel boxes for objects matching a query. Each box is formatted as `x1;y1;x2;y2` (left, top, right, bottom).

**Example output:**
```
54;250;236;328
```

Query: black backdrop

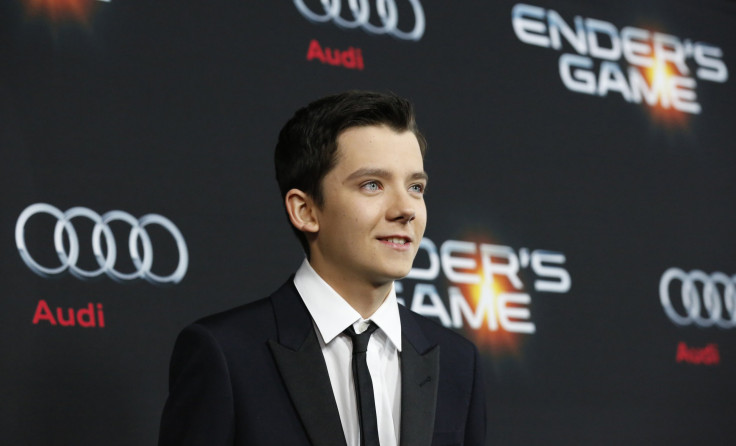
2;0;735;444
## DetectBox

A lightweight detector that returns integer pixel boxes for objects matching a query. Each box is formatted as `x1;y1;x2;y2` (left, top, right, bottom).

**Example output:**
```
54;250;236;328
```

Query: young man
159;91;486;446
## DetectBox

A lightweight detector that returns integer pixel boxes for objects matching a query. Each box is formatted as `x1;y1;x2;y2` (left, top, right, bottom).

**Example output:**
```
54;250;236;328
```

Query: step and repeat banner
2;0;735;444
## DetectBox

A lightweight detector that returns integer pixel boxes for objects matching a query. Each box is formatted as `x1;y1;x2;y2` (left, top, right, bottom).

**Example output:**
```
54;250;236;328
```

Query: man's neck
308;262;393;319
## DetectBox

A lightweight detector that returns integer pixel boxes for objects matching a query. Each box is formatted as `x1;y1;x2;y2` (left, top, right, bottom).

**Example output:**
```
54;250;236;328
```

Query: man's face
309;124;427;289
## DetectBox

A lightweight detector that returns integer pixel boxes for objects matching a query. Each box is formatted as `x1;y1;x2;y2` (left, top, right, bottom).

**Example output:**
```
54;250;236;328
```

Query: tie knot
344;322;378;353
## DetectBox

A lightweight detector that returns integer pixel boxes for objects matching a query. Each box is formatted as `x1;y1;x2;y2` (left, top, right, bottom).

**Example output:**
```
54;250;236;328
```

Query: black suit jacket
159;279;486;446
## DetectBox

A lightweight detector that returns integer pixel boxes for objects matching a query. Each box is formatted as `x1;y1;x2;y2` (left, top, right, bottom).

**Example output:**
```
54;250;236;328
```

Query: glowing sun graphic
640;56;690;126
22;0;108;25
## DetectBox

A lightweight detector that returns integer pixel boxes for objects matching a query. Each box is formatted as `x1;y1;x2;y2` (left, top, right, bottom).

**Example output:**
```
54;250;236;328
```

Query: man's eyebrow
410;171;429;182
344;168;391;182
344;168;428;182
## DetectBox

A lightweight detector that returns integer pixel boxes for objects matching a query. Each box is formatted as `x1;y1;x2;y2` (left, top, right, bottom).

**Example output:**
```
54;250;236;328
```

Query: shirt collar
293;258;402;351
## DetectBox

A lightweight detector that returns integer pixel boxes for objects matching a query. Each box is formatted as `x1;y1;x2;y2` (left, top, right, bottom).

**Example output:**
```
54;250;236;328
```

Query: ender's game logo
512;3;729;119
397;235;571;354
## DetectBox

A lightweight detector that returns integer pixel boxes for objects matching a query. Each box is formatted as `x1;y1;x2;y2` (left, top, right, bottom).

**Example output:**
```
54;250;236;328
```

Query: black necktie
345;322;380;446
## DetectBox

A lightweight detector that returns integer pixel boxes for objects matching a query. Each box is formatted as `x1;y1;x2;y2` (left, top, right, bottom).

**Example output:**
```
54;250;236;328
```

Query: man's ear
285;189;319;234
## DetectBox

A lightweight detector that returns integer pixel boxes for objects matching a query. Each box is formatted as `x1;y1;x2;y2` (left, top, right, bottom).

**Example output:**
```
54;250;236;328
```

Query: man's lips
377;236;412;247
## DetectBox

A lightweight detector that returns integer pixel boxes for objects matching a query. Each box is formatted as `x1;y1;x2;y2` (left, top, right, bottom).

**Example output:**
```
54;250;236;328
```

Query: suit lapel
268;280;347;446
399;306;440;446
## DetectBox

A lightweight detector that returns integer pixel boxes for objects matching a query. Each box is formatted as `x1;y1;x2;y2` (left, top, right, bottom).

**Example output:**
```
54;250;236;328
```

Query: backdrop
2;0;735;444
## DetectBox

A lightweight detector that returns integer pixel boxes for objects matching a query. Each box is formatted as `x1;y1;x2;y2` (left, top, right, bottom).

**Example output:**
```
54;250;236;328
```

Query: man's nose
387;189;416;223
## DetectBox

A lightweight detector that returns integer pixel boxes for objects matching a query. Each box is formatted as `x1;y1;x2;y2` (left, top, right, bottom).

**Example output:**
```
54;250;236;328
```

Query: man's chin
367;267;412;286
385;265;414;281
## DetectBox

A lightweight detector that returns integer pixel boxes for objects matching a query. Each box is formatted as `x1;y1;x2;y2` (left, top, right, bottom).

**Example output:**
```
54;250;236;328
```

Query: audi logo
15;203;188;285
659;268;736;328
294;0;425;41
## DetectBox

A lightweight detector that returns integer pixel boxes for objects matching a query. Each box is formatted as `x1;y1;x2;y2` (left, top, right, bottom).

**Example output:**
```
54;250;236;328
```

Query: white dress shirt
294;259;402;446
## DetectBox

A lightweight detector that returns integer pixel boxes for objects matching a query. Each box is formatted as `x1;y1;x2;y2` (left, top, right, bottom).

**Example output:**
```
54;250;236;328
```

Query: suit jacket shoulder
399;304;479;352
160;279;326;446
194;292;277;340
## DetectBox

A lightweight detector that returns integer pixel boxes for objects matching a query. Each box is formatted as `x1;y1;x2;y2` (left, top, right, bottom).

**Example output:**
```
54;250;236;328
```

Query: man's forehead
335;126;420;154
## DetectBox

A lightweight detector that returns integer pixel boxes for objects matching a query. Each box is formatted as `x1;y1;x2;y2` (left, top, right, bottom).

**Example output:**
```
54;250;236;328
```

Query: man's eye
409;184;425;194
362;181;380;191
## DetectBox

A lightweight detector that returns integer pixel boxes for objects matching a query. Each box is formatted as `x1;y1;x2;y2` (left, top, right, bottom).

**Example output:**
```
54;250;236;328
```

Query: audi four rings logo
660;268;736;328
15;203;188;284
293;0;425;41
